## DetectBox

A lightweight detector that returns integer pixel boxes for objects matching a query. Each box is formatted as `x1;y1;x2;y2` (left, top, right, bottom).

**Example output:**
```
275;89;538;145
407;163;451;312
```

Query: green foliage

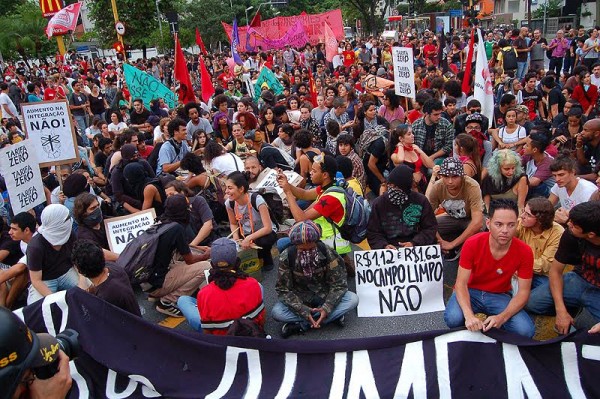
0;0;26;18
532;0;562;19
0;1;55;61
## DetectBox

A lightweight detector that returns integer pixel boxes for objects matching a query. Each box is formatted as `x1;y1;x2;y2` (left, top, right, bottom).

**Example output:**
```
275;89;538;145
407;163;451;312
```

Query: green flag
123;64;177;109
253;67;284;101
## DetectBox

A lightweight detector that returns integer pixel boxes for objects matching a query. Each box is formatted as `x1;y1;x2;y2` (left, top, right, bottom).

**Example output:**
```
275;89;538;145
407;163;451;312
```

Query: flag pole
110;0;127;61
55;37;66;56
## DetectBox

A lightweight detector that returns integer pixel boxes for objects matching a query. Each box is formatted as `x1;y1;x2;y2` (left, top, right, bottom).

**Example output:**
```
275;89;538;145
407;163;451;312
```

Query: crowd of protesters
0;21;600;343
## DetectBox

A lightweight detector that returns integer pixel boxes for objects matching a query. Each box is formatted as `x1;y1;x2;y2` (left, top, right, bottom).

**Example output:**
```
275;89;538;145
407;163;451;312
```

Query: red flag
324;22;338;63
195;28;208;55
249;11;261;28
174;34;196;104
461;28;475;95
307;68;318;107
46;2;81;38
199;55;214;103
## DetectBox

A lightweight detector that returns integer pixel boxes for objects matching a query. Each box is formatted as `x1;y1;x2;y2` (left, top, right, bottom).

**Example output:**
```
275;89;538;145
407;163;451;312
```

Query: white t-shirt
153;125;163;142
591;74;600;89
209;153;244;175
550;178;597;210
271;138;293;155
108;122;127;133
0;92;19;117
499;125;526;146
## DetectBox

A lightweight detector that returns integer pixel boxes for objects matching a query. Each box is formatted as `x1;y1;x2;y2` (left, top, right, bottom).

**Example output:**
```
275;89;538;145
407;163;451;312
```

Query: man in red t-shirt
444;199;535;337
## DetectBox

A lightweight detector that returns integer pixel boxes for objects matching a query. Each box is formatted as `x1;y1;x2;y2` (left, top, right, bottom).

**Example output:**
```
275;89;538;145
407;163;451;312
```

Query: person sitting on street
516;197;565;312
178;238;265;334
526;201;600;334
272;220;358;338
548;155;597;224
147;194;211;317
368;165;437;249
426;157;484;261
444;199;535;338
71;240;140;316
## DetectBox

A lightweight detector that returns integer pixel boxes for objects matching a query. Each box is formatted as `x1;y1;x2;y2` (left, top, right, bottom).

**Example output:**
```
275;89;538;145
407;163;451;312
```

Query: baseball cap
0;307;60;397
465;112;484;126
439;157;465;177
210;238;238;268
515;105;529;114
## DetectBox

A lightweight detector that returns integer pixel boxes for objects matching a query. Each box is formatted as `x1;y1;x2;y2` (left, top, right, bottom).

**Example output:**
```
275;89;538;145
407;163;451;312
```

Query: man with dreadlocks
272;220;359;338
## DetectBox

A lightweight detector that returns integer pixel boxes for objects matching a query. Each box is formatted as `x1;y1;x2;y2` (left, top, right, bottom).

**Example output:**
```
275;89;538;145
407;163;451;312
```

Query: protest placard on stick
0;140;45;214
21;99;79;167
392;47;416;100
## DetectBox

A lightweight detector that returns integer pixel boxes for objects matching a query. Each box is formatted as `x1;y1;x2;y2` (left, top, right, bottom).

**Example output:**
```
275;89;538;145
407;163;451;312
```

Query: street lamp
245;6;254;26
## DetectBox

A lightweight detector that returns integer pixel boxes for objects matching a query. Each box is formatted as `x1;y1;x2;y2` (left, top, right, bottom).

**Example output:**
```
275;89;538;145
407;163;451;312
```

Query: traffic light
113;42;124;53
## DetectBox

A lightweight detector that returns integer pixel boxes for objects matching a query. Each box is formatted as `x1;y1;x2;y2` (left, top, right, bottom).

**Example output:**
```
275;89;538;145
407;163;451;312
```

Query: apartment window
508;1;520;13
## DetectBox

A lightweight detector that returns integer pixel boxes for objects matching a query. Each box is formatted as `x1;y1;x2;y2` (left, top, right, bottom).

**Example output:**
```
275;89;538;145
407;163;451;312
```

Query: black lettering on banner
6;146;29;167
395;50;410;63
29;118;65;131
11;165;34;187
17;186;38;208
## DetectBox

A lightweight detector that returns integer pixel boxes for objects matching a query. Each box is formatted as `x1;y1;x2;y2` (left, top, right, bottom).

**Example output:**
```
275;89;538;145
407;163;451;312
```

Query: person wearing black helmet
0;307;72;399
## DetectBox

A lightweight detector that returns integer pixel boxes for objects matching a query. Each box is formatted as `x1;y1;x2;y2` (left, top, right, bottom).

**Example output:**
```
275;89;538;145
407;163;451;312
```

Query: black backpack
116;222;178;285
502;48;517;71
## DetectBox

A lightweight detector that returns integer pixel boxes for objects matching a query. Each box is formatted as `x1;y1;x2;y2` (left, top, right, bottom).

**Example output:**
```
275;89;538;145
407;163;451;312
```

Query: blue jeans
516;61;528;80
277;237;291;254
271;291;359;331
27;268;79;305
526;272;600;322
445;288;535;338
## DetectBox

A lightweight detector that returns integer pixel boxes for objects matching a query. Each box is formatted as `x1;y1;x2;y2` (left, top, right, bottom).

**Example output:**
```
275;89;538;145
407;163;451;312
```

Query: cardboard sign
21;100;79;167
354;246;445;317
254;169;303;197
0;140;45;214
104;209;157;254
392;47;416;99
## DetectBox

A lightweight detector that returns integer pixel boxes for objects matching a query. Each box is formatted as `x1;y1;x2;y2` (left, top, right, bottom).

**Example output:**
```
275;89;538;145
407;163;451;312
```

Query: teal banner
123;64;177;109
254;67;284;100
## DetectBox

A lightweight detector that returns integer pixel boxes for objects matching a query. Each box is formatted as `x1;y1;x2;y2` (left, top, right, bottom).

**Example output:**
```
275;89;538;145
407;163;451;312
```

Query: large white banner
21;99;79;167
104;209;157;254
0;140;45;214
392;47;416;99
254;169;303;197
354;245;445;317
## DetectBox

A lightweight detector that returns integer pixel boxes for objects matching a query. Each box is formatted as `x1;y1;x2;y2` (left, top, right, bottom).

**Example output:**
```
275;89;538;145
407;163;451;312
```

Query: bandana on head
38;204;72;246
387;186;409;207
288;221;322;278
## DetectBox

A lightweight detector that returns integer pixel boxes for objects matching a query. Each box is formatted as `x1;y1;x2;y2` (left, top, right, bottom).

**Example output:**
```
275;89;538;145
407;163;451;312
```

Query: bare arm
450;209;483;249
103;249;119;262
161;161;181;174
29;270;53;297
516;176;529;213
549;259;573;334
455;266;483;331
191;220;213;246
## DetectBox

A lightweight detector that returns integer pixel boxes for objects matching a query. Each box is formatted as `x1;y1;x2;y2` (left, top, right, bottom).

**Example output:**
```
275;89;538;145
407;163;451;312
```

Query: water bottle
335;171;346;188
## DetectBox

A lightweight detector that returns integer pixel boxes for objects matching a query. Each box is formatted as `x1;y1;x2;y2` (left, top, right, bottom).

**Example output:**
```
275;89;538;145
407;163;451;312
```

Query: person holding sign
444;199;535;338
273;220;358;338
367;165;437;250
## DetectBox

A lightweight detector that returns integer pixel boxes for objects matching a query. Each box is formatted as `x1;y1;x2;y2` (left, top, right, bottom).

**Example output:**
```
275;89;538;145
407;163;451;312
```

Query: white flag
474;28;494;124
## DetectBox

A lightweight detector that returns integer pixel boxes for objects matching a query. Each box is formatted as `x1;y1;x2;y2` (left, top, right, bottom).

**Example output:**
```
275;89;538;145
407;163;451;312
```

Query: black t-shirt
583;142;600;175
90;264;141;316
149;223;190;287
70;92;87;116
362;137;387;174
0;232;23;266
521;88;543;117
513;37;528;62
548;87;566;115
77;224;110;250
129;108;151;126
190;196;214;235
95;151;108;171
259;144;292;170
89;94;105;115
423;123;437;155
493;105;506;128
27;233;76;280
554;229;600;288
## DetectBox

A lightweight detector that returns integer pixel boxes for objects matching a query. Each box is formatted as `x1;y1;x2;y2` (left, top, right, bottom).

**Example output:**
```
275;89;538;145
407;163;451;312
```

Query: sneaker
281;322;305;338
335;315;346;327
156;300;183;318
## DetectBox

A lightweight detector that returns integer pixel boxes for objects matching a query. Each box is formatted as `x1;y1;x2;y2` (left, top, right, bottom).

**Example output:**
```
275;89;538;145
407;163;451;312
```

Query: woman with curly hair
481;149;528;213
237;111;258;133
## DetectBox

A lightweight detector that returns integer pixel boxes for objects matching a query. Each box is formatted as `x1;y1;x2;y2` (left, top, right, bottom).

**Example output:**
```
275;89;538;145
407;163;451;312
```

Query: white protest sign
392;47;416;99
255;169;303;197
104;209;157;254
354;245;445;317
21;100;80;167
0;140;45;214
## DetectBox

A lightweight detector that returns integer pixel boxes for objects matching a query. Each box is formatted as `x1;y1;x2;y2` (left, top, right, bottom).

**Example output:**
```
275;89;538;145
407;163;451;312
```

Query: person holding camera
0;307;72;399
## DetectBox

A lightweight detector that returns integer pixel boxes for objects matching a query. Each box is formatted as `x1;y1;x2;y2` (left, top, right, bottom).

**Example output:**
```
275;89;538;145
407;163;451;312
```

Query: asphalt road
137;249;459;340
